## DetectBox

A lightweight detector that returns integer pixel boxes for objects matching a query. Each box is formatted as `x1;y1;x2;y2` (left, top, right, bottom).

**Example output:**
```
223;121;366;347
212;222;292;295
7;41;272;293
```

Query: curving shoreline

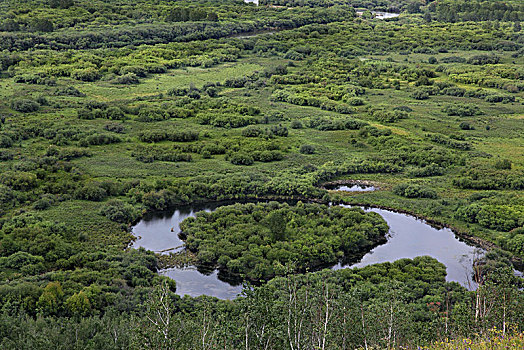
131;198;506;298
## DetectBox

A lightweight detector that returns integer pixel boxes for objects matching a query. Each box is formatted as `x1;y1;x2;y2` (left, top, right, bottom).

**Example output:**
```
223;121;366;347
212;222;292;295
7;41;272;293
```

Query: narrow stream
132;202;482;299
324;184;376;192
356;11;401;19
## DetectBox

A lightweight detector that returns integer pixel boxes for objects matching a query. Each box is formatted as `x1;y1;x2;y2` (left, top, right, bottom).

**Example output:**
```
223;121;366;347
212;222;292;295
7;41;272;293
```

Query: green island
180;202;388;280
0;0;523;348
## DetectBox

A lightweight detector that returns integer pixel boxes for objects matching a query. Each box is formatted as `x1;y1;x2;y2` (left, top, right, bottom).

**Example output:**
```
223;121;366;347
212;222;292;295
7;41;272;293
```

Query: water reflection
132;202;485;298
336;206;481;289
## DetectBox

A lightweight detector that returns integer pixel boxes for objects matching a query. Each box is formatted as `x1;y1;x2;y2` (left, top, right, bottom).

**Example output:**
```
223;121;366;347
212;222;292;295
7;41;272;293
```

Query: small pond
324;184;376;192
132;201;483;299
356;11;401;19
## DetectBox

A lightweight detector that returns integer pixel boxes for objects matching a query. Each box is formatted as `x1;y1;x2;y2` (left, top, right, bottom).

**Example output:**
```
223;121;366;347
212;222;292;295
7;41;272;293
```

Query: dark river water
132;201;482;299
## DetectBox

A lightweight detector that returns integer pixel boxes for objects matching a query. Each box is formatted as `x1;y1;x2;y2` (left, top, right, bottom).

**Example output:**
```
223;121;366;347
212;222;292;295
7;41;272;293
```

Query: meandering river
132;201;481;299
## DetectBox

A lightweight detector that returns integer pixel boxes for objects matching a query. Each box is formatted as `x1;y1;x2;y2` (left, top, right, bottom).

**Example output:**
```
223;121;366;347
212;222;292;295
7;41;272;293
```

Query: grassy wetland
0;0;523;348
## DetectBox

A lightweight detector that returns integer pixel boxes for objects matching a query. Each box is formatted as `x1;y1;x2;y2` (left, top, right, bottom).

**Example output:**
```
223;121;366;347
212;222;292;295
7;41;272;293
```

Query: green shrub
290;120;303;129
0;171;37;190
54;86;85;97
71;68;100;82
113;73;139;85
104;107;126;120
494;159;512;170
79;133;121;146
443;105;481;117
100;199;139;223
411;89;429;100
11;99;40;113
408;164;445;178
76;183;107;201
299;144;315;154
459;122;474;130
242;126;264;137
229;152;254;165
393;183;437;199
0;134;13;148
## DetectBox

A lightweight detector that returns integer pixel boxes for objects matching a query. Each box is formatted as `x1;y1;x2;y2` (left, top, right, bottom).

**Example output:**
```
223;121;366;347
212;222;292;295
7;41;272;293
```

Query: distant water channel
356;11;400;19
132;201;482;299
324;183;376;192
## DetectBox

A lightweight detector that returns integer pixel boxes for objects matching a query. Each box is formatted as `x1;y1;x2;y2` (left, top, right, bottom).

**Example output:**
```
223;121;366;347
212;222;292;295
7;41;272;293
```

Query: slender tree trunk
360;305;368;350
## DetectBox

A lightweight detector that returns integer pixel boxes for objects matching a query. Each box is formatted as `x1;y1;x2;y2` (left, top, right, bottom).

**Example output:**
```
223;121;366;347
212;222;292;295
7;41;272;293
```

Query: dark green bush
411;89;429;100
242;126;264;137
100;199;139;223
11;99;40;113
75;183;107;201
459;122;473;130
299;144;315;154
113;73;139;85
0;134;13;148
494;159;512;170
229;152;254;166
443;105;481;117
0;171;37;191
79;133;121;146
290;120;303;129
393;183;438;199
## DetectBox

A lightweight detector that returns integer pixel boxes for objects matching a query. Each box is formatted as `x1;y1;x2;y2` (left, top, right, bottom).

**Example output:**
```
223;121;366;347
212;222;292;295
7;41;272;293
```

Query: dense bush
199;113;259;128
307;116;367;130
100;200;139;223
54;86;85;97
411;89;429;100
75;183;108;201
370;109;408;123
467;55;500;65
10;99;40;113
138;130;199;143
443;105;481;117
427;133;471;150
299;144;315;154
0;171;38;190
104;107;126;121
456;203;523;232
494;159;512;170
71;68;100;82
79;133;121;146
252;150;284;162
228;152;254;166
113;73;139;85
454;171;524;191
290;120;303;129
0;134;13;148
459;122;473;130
